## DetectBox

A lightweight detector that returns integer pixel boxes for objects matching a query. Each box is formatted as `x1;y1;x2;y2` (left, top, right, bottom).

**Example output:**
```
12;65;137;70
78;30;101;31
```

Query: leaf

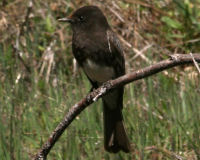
161;16;183;29
45;16;54;33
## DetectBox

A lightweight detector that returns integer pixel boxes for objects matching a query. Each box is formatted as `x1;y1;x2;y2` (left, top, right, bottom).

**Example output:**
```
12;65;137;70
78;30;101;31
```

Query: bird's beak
58;17;74;23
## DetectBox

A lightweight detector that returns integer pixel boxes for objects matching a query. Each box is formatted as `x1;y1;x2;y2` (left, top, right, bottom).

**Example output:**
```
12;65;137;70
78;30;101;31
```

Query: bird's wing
106;30;125;77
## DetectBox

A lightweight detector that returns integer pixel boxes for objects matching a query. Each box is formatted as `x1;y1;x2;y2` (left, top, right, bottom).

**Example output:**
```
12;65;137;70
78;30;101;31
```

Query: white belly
83;59;114;83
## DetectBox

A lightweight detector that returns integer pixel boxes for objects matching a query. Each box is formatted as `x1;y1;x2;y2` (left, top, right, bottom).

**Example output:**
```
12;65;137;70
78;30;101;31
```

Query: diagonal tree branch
34;53;200;160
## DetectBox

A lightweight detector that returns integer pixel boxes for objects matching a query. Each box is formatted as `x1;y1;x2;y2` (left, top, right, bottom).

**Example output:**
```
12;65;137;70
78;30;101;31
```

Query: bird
58;5;131;153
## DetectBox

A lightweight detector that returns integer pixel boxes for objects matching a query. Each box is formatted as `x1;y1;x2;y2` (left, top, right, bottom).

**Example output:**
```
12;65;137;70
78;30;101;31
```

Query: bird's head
58;6;109;32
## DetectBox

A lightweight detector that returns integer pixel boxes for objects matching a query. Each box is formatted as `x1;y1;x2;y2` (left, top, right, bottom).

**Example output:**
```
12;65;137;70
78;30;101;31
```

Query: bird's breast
83;59;114;84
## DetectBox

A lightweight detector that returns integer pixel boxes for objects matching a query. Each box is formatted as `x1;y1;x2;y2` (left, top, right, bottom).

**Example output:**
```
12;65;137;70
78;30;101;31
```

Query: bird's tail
103;100;131;153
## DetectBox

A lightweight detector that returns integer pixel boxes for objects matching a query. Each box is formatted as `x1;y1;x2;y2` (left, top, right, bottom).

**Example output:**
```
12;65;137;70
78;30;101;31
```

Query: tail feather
103;101;131;153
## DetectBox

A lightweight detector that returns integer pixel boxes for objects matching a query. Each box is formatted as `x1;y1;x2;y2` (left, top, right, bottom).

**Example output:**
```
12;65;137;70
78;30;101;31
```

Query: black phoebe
59;6;131;153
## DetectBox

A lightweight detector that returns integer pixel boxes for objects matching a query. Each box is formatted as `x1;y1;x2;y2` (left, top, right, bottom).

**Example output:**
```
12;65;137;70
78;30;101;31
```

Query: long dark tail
103;97;131;153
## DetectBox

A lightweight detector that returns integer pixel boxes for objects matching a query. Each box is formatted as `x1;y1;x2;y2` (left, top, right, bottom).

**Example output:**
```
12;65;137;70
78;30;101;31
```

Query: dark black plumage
59;6;131;153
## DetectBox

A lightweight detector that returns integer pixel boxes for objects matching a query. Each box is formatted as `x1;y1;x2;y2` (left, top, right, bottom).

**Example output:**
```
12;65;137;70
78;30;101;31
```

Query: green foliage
1;69;199;160
161;0;200;52
161;16;182;29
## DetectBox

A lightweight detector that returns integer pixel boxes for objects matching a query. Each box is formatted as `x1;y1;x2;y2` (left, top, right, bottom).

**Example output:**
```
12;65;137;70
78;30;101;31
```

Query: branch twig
190;53;200;74
34;54;200;160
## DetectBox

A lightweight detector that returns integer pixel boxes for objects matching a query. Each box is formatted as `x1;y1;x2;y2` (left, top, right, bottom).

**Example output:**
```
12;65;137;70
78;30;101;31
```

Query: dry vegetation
1;0;199;81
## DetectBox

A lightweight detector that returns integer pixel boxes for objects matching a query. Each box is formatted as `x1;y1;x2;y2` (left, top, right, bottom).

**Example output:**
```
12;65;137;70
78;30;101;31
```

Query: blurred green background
0;0;200;159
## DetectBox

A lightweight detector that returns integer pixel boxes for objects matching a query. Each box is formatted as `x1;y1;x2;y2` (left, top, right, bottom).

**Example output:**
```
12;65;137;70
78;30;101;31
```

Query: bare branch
13;0;33;73
34;54;200;160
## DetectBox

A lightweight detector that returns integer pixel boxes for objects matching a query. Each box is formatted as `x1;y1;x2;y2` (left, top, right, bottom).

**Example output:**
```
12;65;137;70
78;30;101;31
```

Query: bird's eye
79;16;85;22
